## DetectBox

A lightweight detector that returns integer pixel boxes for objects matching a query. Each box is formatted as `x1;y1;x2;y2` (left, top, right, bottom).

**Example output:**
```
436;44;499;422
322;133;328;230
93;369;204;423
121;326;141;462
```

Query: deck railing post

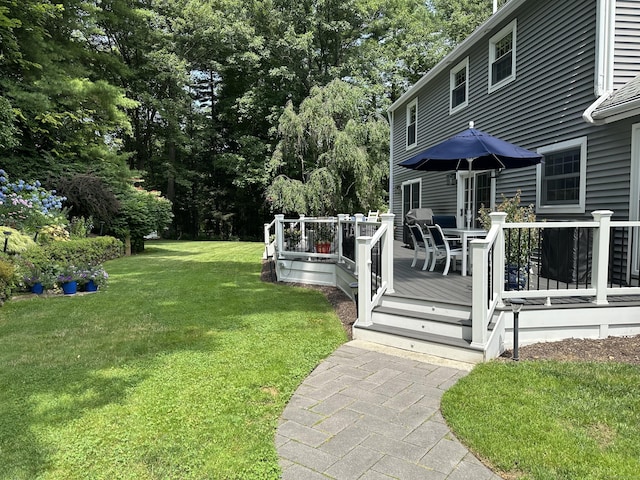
275;214;285;258
471;240;489;347
592;210;613;305
381;213;395;293
338;214;350;262
491;212;507;307
353;214;365;275
356;235;373;326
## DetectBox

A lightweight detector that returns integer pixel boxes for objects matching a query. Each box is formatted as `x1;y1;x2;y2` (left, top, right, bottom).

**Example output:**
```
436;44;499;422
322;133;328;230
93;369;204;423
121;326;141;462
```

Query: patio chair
408;224;435;271
366;210;380;222
426;224;463;275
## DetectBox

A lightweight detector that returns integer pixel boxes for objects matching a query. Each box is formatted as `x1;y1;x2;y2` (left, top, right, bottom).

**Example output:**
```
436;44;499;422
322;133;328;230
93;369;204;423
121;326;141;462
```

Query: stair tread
356;324;483;351
373;306;470;325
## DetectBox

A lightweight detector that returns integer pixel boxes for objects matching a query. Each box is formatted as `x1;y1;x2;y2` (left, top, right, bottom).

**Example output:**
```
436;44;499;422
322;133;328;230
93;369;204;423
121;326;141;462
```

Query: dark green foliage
21;237;124;268
53;174;121;225
108;187;173;252
0;255;15;303
0;0;483;238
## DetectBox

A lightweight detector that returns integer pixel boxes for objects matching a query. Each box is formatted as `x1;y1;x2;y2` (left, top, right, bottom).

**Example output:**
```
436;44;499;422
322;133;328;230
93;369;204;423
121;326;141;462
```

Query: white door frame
456;170;496;228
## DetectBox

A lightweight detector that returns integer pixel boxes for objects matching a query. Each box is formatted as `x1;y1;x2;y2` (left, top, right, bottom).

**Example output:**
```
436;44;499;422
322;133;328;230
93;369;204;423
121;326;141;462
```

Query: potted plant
21;261;54;294
283;227;302;250
478;190;539;289
56;264;81;295
314;223;335;254
84;264;108;292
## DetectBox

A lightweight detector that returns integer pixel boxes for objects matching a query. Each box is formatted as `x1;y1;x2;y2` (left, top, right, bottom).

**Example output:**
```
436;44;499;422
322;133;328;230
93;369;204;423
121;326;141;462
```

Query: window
536;137;587;214
489;20;517;92
450;58;469;114
406;98;417;149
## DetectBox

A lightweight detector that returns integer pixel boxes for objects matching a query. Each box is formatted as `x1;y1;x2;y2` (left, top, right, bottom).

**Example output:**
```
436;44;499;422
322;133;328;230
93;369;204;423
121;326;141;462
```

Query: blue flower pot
85;280;98;292
505;266;527;290
31;282;44;294
62;281;77;295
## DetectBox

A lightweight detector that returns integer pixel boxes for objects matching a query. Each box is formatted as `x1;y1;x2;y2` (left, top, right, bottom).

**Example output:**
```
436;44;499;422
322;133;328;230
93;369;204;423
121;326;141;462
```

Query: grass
0;241;347;479
441;360;640;480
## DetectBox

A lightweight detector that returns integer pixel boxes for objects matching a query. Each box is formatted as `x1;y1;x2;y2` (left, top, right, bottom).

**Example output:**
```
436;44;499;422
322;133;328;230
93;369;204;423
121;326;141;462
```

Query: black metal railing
609;226;640;287
487;241;494;308
503;226;594;292
370;237;382;301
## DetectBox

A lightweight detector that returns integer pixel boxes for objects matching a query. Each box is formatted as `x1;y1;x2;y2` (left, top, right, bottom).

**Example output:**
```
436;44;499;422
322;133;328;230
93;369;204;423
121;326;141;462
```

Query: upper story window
406;98;417;149
450;57;469;114
536;137;587;214
489;20;517;93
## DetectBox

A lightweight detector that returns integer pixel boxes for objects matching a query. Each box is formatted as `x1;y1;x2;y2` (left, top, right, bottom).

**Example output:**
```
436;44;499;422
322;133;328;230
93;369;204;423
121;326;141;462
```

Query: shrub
20;236;124;269
0;256;15;303
53;174;120;225
478;190;539;266
0;227;37;254
37;224;70;244
0;170;67;232
69;216;94;239
109;187;173;253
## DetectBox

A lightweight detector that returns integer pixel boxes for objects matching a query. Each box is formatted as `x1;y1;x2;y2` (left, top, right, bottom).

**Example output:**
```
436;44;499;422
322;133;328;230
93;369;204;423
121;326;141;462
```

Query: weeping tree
266;79;389;216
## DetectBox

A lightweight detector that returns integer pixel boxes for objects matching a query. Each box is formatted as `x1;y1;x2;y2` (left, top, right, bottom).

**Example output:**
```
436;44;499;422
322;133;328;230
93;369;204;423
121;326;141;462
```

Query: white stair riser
353;328;484;364
371;311;470;340
379;296;471;320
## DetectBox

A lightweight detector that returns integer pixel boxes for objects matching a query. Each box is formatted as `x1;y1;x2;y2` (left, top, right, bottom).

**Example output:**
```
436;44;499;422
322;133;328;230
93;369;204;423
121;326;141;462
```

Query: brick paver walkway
277;341;502;480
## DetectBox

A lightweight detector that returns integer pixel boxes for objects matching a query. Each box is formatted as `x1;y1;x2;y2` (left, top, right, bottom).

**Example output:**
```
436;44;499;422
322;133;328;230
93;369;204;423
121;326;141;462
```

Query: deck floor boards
392;241;473;305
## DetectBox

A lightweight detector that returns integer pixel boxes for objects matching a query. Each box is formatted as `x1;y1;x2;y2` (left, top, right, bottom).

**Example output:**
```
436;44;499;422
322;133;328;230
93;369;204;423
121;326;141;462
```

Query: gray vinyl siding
391;0;640;238
614;0;640;88
585;118;636;219
392;0;599;232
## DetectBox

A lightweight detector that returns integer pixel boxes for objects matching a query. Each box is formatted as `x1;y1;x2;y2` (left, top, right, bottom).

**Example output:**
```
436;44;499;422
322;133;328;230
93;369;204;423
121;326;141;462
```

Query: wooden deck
391;241;640;307
391;241;473;306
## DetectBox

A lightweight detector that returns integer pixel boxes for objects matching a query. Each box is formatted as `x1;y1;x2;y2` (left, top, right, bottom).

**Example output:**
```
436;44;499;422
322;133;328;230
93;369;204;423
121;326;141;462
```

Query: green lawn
441;360;640;480
0;241;347;479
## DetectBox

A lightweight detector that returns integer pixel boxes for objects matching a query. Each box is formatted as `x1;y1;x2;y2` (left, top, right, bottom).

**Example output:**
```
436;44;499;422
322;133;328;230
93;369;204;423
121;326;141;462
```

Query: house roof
591;74;640;122
388;0;528;113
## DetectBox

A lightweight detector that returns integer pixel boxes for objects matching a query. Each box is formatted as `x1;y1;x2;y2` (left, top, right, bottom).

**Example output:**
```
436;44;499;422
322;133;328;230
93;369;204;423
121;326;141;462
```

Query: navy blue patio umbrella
399;122;543;227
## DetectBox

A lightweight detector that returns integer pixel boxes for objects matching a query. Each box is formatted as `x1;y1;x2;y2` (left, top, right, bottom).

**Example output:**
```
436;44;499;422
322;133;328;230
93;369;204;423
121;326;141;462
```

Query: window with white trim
536;137;587;214
406;98;417;149
489;20;517;92
450;57;469;114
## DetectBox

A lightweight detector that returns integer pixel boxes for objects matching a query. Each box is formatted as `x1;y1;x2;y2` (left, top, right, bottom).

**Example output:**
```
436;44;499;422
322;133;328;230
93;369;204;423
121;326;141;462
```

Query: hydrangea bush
0;169;67;231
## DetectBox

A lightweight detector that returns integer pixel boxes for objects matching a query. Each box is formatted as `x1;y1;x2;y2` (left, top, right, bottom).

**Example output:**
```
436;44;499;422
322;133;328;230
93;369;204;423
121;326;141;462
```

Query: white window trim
488;19;517;94
450;57;469;115
406;98;418;150
536;136;587;214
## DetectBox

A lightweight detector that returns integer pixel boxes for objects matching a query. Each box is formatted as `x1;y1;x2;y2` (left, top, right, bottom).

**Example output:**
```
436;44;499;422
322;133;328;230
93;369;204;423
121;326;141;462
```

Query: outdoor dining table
442;227;487;276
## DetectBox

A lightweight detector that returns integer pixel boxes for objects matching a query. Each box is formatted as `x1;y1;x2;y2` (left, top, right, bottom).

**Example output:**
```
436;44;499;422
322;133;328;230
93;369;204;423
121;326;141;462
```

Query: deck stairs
353;293;498;364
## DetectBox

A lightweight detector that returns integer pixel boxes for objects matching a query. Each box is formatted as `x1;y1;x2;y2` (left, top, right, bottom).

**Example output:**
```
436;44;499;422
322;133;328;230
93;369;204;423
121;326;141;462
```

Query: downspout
387;110;394;214
585;0;615;124
583;92;612;124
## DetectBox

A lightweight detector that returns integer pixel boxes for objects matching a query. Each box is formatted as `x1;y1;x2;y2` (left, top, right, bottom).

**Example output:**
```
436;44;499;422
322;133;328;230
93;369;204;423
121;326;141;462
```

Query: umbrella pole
466;159;474;229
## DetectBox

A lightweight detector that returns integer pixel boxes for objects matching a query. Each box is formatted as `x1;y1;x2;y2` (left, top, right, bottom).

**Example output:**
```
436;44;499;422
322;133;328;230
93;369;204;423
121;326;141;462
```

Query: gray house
267;0;640;362
389;0;640;236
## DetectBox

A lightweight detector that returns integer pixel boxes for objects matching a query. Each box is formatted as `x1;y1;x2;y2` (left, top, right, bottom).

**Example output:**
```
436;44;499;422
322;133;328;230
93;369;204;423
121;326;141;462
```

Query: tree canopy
0;0;493;238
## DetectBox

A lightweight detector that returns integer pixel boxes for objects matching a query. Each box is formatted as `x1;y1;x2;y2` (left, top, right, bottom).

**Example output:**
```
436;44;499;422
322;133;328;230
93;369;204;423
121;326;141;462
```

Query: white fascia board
388;0;528;113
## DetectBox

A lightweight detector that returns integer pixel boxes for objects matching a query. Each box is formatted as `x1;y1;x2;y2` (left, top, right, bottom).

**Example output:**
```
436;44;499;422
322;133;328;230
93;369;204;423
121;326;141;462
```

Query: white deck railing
268;209;640;351
267;213;393;325
471;210;640;346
